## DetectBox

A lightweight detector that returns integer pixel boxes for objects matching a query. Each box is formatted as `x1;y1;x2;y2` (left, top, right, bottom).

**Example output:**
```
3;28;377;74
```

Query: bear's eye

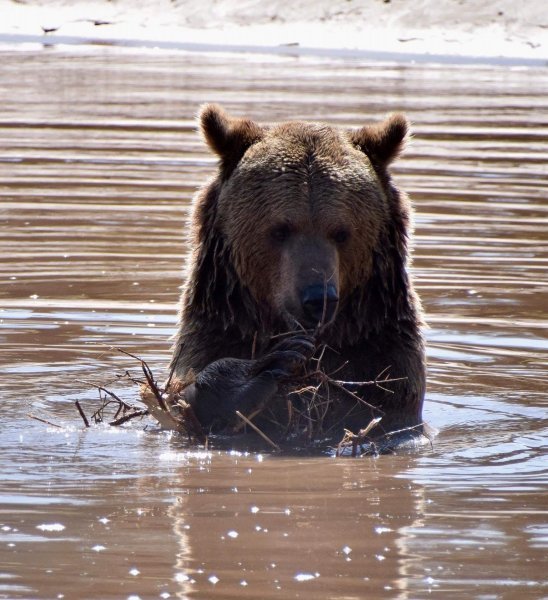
332;228;350;245
270;224;292;243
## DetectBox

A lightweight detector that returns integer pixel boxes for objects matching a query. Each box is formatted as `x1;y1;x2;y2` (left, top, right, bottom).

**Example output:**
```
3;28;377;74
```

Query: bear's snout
300;283;339;326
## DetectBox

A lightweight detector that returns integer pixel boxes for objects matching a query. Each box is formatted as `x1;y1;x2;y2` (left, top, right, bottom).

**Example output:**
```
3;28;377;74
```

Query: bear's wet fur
171;104;426;448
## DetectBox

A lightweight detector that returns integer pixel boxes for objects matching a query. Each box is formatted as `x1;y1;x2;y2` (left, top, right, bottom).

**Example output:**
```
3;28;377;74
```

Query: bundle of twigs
74;339;409;454
335;417;383;457
72;348;204;443
244;337;401;448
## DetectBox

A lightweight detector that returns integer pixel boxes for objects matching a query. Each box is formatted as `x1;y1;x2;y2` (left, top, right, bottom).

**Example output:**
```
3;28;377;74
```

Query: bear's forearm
184;360;279;430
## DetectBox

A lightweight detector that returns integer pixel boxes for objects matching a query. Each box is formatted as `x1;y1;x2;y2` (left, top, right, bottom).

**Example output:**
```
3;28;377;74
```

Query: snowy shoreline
0;0;546;66
1;31;546;67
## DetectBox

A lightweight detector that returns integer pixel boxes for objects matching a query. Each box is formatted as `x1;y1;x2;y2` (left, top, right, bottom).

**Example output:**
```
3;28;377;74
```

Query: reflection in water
167;454;429;599
0;47;547;598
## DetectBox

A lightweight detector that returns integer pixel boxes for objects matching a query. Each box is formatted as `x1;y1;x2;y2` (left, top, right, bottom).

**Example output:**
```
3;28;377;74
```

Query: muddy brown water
0;45;547;599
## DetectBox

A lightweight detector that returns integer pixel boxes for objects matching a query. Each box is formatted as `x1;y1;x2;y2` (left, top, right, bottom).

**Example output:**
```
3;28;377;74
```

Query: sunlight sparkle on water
294;572;320;582
36;523;65;532
375;526;392;534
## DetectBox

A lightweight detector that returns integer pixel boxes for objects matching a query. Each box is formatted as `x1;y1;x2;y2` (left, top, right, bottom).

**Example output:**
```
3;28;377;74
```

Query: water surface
0;46;547;599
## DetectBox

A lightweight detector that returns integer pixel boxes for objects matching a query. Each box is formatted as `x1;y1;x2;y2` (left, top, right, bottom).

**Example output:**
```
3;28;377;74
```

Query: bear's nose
301;284;339;326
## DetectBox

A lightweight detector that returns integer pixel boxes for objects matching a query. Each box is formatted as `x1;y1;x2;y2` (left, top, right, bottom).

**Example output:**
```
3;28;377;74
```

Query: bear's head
185;104;413;343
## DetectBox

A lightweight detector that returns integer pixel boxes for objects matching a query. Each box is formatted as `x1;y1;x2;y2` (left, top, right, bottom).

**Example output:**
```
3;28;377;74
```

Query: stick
268;325;309;340
379;422;425;438
331;376;407;391
165;343;184;391
336;417;383;457
75;401;90;428
28;414;62;429
76;380;133;410
235;410;281;452
359;416;383;437
323;378;384;415
109;409;149;426
113;347;168;411
177;402;207;444
251;331;258;360
232;403;266;433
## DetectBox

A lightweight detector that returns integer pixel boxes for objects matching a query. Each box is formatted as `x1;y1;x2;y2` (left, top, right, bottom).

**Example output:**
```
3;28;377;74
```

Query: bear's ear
349;114;409;169
199;103;264;177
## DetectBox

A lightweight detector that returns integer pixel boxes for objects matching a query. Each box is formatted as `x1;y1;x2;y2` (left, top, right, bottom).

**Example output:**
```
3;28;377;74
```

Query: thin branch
336;417;383;457
232;402;266;433
269;327;309;340
165;343;184;391
251;331;258;360
323;378;385;415
235;410;281;452
116;370;146;386
76;380;132;410
326;359;349;378
28;413;62;429
379;422;425;438
112;347;168;411
109;409;149;427
75;401;90;428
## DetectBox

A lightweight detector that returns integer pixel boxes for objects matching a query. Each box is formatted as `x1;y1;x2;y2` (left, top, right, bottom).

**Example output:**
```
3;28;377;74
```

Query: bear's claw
253;335;316;380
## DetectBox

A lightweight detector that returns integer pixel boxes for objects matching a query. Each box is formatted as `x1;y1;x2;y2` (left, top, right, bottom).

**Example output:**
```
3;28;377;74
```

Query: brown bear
170;104;426;451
